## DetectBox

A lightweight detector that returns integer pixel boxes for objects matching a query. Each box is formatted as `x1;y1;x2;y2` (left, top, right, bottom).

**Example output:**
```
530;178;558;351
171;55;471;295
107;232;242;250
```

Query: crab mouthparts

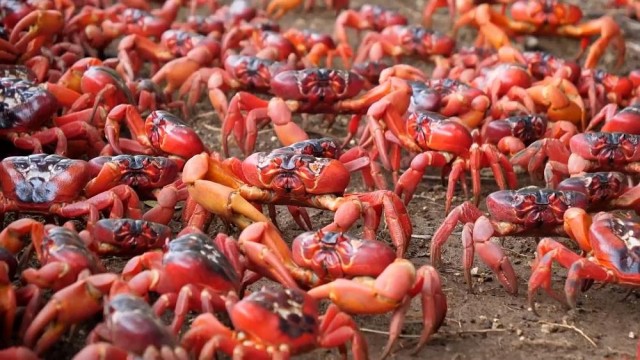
273;174;304;193
15;177;56;203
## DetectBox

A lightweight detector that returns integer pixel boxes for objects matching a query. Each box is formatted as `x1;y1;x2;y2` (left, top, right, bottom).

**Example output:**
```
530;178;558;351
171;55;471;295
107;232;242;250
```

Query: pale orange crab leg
557;15;625;69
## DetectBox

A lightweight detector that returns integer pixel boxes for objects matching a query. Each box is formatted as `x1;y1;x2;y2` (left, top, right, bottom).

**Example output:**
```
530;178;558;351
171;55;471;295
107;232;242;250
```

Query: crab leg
557;16;625;69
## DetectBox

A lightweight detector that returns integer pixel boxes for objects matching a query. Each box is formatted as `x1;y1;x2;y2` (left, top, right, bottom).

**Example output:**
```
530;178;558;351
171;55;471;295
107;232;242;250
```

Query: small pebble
516;329;523;336
630;332;636;339
541;324;557;334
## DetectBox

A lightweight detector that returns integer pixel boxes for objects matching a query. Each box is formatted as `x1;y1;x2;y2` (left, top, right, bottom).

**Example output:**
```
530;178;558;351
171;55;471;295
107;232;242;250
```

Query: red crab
431;186;590;294
556;172;640;215
221;69;413;156
0;74;106;157
150;39;221;96
405;78;491;129
282;28;353;67
266;0;349;19
221;26;296;62
182;149;412;255
586;103;640;135
0;219;105;291
354;25;455;64
121;232;297;334
9;9;65;60
23;273;121;354
422;0;511;27
491;76;587;130
101;106;207;169
45;61;135;119
0;154;142;227
237;222;447;358
75;293;188;360
85;155;179;197
334;5;408;45
511;132;640;186
452;1;625;69
480;114;578;156
95;0;184;41
577;69;636;117
181;287;369;359
365;94;516;214
529;208;640;310
177;54;297;119
481;114;548;155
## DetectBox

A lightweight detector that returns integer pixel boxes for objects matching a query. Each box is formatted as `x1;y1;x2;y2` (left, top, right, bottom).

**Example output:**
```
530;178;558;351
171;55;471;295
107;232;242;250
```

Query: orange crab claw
308;259;447;359
183;154;270;229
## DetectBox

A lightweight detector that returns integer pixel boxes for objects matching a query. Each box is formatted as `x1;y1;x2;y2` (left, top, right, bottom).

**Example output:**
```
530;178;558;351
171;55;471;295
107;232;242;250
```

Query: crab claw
466;216;518;295
183;153;270;229
320;190;412;258
307;259;446;359
237;222;307;289
10;10;64;52
23;273;119;355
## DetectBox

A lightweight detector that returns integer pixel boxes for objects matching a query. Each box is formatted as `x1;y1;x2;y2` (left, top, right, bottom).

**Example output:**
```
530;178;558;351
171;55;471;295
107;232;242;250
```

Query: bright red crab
178;54;297;120
452;0;626;69
334;5;408;45
405;78;492;129
221;69;413;156
237;222;447;358
23;273;121;355
266;0;349;19
511;132;640;185
221;25;296;62
210;138;385;231
181;287;369;360
480;114;578;156
431;186;590;294
491;76;587;130
0;154;142;227
0;219;105;291
85;155;179;198
556;171;640;215
422;0;511;27
364;92;516;214
75;293;189;360
121;231;297;334
481;114;548;155
9;9;65;60
150;39;221;96
586;103;640;135
354;25;455;64
45;61;135;119
577;69;636;117
529;208;640;311
101;106;207;169
182;149;412;255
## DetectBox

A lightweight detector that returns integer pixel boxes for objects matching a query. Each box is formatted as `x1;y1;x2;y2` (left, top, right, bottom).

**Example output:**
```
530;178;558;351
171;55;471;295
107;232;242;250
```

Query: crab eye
308;161;322;174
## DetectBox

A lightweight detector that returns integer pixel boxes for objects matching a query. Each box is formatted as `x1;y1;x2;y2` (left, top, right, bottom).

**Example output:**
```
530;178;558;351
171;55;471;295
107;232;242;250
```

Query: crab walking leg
528;237;613;310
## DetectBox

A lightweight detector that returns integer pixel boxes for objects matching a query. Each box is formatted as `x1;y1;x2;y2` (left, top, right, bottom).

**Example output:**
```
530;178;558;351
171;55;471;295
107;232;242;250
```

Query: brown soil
32;0;640;359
